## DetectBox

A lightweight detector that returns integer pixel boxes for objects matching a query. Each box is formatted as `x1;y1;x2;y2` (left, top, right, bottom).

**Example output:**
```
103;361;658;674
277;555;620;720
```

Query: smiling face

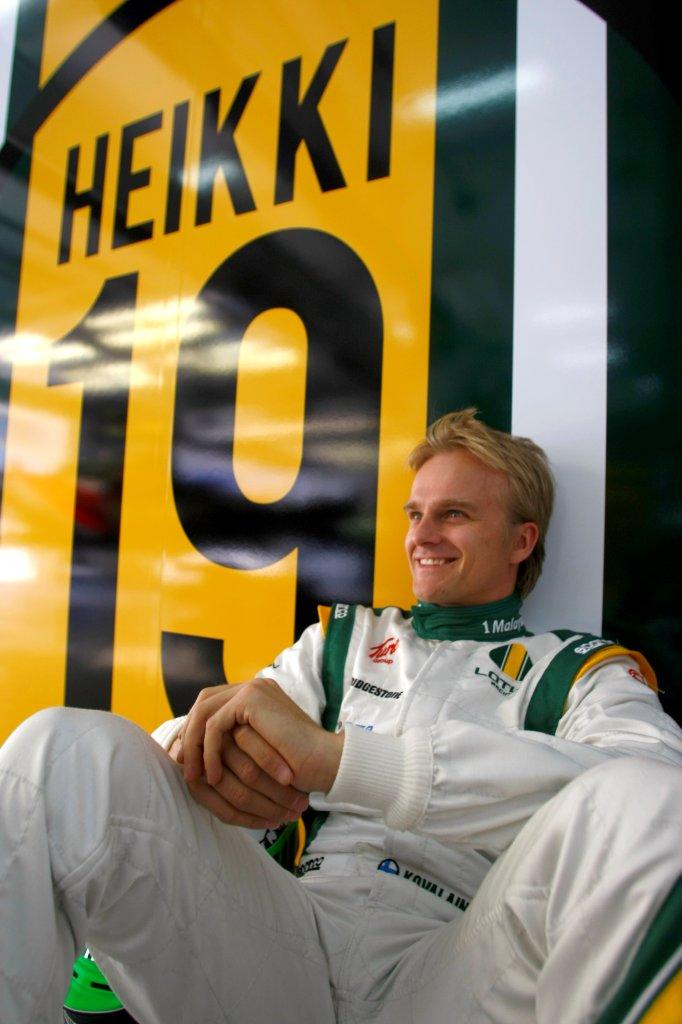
404;449;538;607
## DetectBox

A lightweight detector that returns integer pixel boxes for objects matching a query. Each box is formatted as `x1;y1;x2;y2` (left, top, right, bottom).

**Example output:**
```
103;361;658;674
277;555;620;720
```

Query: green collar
410;593;529;642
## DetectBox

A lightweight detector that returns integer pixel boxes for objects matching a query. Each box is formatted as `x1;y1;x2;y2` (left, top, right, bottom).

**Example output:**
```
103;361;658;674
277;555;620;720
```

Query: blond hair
408;408;554;598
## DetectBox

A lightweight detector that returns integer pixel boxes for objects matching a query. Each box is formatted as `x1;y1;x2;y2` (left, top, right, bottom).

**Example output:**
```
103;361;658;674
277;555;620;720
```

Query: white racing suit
1;597;681;1023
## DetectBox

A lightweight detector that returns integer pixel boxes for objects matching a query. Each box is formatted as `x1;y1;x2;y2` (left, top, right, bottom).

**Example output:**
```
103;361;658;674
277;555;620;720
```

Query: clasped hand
169;678;344;830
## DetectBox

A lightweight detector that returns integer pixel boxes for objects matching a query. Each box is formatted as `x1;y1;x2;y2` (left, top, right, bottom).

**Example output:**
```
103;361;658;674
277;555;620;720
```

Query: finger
187;778;284;830
183;690;230;782
211;767;302;823
202;688;255;784
203;705;239;786
223;732;308;813
231;724;294;787
182;685;242;783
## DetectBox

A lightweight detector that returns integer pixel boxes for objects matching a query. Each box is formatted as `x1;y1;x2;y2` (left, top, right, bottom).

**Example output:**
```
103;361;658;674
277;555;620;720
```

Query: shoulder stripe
317;604;331;636
576;645;658;692
294;818;306;867
524;634;618;734
321;603;356;733
263;820;299;864
305;603;358;854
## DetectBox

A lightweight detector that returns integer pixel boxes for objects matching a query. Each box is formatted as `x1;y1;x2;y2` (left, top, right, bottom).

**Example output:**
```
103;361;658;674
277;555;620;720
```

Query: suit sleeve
324;655;682;855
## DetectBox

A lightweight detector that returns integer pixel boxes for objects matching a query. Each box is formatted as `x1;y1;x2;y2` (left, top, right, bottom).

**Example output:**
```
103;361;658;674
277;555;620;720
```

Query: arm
151;716;185;752
325;656;682;855
151;704;310;828
157;624;331;827
182;677;344;794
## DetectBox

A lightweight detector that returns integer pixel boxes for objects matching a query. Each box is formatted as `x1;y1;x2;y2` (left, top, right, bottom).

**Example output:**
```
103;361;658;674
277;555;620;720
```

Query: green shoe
63;952;136;1022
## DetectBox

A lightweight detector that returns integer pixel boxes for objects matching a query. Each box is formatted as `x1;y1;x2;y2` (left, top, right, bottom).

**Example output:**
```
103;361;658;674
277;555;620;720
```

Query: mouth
414;557;456;567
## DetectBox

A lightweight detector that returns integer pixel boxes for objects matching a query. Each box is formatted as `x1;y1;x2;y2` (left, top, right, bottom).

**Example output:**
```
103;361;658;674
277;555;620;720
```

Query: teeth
419;558;448;565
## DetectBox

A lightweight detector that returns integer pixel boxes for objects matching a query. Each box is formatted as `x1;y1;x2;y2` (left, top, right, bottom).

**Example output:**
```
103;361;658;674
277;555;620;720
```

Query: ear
510;522;539;566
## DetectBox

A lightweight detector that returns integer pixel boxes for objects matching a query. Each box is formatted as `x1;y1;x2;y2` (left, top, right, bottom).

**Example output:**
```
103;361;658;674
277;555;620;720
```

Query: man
1;409;680;1024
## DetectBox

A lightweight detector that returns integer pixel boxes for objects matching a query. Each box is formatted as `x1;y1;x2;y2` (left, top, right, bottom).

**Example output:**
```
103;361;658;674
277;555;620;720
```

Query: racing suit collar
410;592;528;642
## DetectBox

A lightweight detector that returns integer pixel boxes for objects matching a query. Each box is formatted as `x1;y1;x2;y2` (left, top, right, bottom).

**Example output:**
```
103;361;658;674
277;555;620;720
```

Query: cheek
486;535;514;568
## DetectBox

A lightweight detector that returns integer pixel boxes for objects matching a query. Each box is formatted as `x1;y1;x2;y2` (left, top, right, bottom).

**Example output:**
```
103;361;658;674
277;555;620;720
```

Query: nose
410;513;441;546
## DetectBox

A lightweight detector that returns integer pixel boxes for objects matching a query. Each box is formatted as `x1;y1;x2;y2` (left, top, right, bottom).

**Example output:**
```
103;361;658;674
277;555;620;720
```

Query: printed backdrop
0;0;680;740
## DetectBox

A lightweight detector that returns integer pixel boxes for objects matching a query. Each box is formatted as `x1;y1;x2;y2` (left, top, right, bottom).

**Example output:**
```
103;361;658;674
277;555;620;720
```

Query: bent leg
357;756;680;1024
0;707;335;1024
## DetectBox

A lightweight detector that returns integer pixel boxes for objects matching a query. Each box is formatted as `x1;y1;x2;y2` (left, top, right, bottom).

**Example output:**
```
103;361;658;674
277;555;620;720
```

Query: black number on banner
171;228;383;638
161;631;229;715
47;273;137;710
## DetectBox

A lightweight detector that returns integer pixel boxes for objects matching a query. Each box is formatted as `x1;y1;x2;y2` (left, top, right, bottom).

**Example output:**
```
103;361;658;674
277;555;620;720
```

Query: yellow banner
1;0;438;739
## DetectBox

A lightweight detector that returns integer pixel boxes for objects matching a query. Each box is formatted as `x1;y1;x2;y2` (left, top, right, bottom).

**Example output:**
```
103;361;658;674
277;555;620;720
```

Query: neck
410;592;528;642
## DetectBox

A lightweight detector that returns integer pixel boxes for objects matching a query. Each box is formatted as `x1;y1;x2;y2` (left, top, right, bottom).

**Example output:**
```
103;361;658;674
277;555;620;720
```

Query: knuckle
261;753;281;777
237;759;260;785
228;786;248;810
196;685;225;704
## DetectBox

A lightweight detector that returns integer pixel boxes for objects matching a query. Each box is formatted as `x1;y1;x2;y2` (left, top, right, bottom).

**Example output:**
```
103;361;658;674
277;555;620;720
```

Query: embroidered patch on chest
489;642;533;680
472;643;534;697
368;636;399;664
474;665;518;696
351;677;402;699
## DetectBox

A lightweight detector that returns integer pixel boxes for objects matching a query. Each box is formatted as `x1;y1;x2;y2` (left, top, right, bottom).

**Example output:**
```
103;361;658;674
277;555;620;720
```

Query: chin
414;581;468;606
410;564;462;606
414;585;449;605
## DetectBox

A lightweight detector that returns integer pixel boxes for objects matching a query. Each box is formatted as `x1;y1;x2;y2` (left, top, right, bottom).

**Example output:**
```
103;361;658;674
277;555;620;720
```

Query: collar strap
410;593;528;642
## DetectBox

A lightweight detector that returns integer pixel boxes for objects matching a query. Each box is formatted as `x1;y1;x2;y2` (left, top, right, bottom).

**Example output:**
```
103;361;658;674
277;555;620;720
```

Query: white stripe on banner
513;0;607;635
0;0;20;151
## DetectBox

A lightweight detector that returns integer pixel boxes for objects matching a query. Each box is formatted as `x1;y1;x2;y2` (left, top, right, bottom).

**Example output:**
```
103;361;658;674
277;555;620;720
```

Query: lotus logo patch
368;636;399;664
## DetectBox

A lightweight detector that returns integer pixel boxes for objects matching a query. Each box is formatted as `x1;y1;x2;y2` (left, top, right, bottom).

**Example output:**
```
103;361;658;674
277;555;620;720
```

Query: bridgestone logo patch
351;677;402;699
